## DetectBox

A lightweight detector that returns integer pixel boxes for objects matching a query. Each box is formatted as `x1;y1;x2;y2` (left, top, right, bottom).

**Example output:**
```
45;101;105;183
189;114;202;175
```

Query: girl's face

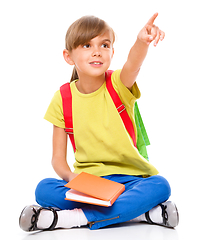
69;31;114;79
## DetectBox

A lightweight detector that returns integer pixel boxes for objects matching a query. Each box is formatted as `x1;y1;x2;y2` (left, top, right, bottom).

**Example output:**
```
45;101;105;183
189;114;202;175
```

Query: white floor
5;222;199;240
15;224;179;240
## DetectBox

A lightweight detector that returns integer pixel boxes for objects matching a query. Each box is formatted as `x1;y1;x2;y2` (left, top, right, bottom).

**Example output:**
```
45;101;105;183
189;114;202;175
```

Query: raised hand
137;13;165;47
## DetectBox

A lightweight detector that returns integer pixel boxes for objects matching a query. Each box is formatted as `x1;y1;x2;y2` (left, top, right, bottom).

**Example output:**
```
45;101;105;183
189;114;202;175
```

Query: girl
19;14;179;231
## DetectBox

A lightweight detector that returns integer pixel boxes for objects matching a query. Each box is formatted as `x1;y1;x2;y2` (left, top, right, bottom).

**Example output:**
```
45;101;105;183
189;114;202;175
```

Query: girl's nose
92;47;101;57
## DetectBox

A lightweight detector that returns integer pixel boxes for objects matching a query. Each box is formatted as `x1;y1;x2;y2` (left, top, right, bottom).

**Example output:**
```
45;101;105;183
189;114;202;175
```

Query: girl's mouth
89;61;103;67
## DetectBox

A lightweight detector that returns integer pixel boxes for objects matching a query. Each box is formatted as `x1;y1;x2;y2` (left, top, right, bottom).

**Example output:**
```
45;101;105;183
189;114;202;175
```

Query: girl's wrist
67;172;79;182
136;37;150;48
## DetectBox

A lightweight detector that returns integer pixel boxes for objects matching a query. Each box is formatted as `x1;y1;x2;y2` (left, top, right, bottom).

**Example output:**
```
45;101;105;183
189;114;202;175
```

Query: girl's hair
65;16;115;82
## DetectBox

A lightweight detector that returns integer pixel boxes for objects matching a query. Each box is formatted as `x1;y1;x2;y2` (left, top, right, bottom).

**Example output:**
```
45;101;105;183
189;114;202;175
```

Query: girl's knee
35;178;67;206
152;175;171;200
35;178;54;204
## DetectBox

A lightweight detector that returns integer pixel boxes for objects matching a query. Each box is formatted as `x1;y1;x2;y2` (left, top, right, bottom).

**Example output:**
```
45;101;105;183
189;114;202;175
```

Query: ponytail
70;66;79;82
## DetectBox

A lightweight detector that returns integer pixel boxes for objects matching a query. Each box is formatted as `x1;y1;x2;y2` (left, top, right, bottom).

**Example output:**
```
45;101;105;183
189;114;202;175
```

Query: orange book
64;172;125;207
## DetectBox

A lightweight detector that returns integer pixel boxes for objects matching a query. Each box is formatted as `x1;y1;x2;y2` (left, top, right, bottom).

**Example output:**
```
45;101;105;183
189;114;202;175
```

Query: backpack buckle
65;128;74;134
117;104;126;114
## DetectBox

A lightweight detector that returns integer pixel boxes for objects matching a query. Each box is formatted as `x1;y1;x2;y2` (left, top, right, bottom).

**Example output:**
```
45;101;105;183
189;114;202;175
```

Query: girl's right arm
52;125;78;182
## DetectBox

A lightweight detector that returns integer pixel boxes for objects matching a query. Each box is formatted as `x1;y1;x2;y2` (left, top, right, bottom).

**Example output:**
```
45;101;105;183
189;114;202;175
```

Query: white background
1;0;203;239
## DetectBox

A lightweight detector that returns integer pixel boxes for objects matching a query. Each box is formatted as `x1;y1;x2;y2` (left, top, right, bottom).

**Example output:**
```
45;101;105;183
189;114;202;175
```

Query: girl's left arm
120;13;165;89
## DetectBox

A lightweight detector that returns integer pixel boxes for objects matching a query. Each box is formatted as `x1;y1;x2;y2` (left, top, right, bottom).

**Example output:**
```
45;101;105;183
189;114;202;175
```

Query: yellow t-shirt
44;69;158;177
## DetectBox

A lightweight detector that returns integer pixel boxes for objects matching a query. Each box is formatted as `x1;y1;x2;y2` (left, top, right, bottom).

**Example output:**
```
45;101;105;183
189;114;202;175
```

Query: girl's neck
75;73;106;94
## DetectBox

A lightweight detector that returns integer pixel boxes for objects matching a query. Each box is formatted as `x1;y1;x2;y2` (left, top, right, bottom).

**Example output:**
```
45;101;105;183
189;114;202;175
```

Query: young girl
19;14;179;231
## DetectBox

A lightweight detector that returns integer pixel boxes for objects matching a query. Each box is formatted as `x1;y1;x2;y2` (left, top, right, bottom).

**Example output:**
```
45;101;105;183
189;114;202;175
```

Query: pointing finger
146;13;159;26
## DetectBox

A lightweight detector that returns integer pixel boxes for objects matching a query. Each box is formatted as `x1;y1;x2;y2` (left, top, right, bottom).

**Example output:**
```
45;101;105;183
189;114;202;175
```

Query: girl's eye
83;44;90;49
101;43;109;48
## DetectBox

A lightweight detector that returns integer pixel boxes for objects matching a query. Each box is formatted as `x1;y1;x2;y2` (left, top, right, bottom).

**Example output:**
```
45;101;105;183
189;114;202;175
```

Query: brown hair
65;16;115;82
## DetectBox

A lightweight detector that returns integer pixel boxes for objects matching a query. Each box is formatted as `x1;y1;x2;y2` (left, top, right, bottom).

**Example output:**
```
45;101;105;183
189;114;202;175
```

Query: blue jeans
35;174;171;230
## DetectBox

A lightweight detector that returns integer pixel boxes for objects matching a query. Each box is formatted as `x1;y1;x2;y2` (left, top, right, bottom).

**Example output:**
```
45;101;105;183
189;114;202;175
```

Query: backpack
60;70;150;160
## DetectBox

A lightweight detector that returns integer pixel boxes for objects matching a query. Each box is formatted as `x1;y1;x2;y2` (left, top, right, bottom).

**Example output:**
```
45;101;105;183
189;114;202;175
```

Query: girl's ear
111;48;115;59
63;49;75;65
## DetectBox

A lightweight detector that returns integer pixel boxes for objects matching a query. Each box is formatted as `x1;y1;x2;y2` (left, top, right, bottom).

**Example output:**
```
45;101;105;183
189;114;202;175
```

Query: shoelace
29;207;43;231
159;204;168;225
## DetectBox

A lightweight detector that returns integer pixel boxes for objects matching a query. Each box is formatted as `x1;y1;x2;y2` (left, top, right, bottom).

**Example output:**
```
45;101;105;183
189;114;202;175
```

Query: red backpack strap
60;83;76;152
105;70;137;148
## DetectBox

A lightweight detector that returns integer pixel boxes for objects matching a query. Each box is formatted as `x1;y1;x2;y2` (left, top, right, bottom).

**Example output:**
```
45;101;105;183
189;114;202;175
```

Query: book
64;172;125;207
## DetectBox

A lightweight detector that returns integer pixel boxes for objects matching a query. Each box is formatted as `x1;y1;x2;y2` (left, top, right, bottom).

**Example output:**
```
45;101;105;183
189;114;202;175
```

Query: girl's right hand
137;13;165;47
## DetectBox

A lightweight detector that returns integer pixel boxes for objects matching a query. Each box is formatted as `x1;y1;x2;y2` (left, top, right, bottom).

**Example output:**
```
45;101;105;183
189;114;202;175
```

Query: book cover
64;172;125;207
